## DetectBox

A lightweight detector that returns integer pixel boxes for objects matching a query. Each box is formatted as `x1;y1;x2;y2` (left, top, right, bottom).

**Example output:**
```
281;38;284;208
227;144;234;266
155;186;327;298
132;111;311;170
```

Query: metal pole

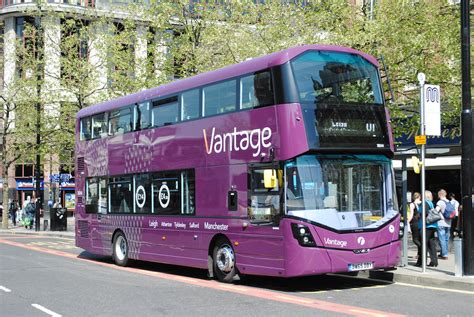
369;0;375;20
461;0;473;276
34;11;42;232
418;73;426;273
401;158;408;267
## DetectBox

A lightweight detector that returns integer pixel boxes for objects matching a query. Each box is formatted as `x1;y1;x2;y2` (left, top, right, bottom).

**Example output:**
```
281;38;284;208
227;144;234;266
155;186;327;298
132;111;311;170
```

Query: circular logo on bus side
136;185;146;208
159;184;170;208
389;225;395;233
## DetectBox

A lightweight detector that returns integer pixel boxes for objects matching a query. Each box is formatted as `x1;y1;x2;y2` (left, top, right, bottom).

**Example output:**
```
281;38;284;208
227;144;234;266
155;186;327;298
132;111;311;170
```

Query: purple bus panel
75;45;401;279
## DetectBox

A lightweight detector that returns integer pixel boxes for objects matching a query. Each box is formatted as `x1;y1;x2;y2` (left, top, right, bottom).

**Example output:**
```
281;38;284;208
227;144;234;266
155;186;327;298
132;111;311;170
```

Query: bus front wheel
212;238;236;283
113;232;129;267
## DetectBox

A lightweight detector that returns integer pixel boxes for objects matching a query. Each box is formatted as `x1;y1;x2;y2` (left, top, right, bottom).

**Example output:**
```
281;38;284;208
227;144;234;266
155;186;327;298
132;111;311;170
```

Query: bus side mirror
264;169;277;189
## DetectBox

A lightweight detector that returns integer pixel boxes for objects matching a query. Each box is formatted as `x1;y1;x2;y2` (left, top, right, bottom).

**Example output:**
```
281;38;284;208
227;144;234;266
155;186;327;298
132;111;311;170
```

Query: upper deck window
181;89;200;121
152;97;179;127
291;51;382;105
203;80;237;116
91;113;107;139
134;102;151;130
109;106;132;135
80;117;91;140
240;71;274;109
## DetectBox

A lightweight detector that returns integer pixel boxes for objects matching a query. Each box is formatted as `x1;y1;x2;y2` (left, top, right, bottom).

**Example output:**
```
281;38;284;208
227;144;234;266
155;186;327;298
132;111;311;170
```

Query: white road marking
395;282;474;295
0;286;12;292
31;304;62;317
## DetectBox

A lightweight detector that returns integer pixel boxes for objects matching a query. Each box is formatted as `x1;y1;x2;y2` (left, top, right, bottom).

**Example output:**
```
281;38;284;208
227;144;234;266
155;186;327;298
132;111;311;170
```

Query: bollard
454;237;463;277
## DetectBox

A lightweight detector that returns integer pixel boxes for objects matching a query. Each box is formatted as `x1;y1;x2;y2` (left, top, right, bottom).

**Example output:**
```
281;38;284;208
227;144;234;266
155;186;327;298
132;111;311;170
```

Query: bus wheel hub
216;245;234;273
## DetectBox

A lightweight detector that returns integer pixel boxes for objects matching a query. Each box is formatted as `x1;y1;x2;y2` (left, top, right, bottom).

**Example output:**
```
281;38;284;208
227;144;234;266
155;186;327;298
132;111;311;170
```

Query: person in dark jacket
9;199;19;226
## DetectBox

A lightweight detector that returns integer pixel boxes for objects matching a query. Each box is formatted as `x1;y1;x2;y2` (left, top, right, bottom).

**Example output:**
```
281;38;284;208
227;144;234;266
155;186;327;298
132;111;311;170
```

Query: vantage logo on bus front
202;127;272;157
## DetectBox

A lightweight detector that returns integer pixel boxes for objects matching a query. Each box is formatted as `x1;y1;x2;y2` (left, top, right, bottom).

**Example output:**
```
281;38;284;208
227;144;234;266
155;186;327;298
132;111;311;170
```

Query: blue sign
50;173;72;183
16;179;44;190
395;125;460;148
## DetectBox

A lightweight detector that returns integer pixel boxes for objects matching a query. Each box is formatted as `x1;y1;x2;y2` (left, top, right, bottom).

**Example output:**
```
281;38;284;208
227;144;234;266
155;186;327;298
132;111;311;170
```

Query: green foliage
1;0;463;171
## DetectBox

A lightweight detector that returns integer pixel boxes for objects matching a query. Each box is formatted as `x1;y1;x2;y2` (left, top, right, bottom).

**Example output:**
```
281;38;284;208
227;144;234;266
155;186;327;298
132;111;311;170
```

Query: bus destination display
310;104;389;148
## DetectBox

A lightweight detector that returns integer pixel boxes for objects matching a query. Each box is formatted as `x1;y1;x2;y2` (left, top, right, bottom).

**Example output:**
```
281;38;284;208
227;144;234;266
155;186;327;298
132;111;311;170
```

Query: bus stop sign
424;84;441;136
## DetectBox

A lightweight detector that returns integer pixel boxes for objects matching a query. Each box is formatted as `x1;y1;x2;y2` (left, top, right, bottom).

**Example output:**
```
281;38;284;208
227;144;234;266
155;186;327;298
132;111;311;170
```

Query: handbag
426;208;442;224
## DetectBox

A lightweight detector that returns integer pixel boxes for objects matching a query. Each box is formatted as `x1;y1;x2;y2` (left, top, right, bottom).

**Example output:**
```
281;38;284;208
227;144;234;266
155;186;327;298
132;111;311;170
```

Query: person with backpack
448;193;460;237
436;189;453;260
23;197;36;230
408;192;422;265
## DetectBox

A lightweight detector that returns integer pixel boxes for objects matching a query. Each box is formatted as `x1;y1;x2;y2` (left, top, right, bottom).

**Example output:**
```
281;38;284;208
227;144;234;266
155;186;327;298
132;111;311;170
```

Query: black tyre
212;238;236;283
112;232;129;267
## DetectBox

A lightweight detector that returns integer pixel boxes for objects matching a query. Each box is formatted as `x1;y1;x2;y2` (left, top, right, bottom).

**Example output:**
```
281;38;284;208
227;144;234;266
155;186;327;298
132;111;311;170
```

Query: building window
60;18;89;81
15;164;35;177
15;16;37;79
109;22;136;84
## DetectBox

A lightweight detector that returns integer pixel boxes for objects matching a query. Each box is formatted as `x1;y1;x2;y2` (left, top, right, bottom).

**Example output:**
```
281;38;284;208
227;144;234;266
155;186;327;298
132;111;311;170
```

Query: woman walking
417;190;439;267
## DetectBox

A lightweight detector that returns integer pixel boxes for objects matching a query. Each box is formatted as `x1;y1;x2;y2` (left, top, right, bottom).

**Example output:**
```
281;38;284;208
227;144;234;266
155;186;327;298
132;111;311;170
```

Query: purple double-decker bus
75;45;401;282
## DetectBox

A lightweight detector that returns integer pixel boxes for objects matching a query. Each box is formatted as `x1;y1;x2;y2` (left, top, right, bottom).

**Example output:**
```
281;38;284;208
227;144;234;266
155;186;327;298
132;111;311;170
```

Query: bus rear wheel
212;238;236;283
113;232;129;267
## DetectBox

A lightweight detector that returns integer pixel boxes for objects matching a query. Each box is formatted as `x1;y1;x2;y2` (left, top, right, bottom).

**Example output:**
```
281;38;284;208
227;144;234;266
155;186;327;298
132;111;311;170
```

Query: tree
0;18;46;227
337;0;461;137
163;0;461;138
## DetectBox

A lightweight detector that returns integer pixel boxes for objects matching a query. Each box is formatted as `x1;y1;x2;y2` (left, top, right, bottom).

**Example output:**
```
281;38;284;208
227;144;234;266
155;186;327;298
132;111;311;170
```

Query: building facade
0;0;158;213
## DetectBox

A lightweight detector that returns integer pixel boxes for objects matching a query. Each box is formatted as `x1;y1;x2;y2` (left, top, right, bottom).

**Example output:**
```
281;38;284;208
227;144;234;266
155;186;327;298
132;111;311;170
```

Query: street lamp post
460;0;473;276
34;9;43;232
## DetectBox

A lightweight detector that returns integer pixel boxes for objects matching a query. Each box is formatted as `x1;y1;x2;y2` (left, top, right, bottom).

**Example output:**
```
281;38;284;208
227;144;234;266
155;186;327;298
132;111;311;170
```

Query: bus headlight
291;223;316;247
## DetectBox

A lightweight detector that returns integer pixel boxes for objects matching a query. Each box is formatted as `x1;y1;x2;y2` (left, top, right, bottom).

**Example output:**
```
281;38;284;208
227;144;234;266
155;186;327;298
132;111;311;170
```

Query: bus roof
77;44;378;118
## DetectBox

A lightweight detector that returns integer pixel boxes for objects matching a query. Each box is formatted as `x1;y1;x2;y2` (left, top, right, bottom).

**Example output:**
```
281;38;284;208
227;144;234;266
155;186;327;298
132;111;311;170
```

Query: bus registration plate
348;262;373;271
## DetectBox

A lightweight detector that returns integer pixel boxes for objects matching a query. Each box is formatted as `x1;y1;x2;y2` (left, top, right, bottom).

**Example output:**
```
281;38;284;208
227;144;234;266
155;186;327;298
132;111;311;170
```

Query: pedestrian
417;190;439;267
436;189;451;259
24;197;35;229
448;193;460;237
53;200;62;209
408;192;422;266
9;199;19;226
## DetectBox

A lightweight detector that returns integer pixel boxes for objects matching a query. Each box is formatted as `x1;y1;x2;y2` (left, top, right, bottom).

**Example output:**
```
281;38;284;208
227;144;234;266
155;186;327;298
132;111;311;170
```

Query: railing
1;0;95;9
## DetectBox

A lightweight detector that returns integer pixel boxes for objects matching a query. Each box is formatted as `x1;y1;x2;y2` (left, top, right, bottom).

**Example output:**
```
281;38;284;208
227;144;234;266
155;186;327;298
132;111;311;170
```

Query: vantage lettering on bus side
203;127;272;157
323;237;348;248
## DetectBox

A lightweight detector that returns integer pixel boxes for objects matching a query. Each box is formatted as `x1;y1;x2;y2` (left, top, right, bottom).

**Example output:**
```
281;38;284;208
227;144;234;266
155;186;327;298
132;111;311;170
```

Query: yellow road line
395;282;474;295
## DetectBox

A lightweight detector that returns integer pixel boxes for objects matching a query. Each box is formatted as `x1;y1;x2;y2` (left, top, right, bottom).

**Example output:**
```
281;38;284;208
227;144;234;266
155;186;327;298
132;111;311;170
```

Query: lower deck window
109;177;133;213
152;170;195;215
85;177;107;214
86;170;195;215
248;167;282;223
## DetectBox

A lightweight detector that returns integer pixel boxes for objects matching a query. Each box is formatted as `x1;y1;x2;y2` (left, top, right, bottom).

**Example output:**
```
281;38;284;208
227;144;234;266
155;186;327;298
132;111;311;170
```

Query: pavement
1;217;473;292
